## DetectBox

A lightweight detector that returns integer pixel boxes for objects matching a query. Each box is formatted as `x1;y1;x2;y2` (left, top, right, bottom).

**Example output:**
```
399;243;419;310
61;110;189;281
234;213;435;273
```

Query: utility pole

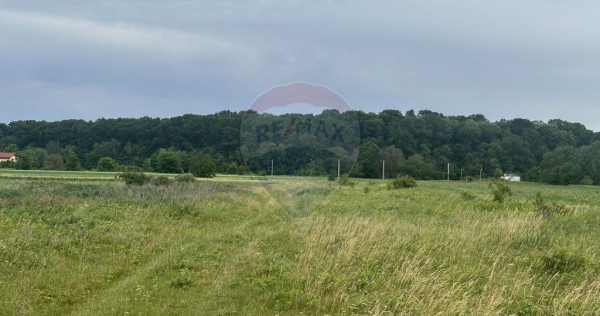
337;159;341;180
480;169;482;181
461;169;463;181
382;160;385;180
271;159;274;176
447;163;450;181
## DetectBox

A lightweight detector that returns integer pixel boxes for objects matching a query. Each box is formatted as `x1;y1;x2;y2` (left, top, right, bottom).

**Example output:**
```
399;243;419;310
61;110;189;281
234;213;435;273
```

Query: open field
1;175;600;314
0;169;275;183
0;169;120;179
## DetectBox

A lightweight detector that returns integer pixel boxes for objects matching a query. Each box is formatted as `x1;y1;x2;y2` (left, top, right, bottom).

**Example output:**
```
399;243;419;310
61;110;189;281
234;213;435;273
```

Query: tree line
0;109;598;184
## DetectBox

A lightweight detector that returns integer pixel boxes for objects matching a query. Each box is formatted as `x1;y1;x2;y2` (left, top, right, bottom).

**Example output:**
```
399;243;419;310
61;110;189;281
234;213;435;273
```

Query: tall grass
0;178;599;314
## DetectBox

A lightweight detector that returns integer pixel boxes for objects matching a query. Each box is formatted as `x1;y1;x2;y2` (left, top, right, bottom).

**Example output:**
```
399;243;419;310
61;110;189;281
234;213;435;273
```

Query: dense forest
1;109;599;185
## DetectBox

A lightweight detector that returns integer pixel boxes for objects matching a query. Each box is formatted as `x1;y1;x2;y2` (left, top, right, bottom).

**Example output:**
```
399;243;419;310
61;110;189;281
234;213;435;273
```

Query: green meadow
1;174;600;314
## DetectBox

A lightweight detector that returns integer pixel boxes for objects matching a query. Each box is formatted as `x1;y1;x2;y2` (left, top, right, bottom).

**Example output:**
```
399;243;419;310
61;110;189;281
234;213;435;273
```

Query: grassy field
1;174;600;314
0;169;122;181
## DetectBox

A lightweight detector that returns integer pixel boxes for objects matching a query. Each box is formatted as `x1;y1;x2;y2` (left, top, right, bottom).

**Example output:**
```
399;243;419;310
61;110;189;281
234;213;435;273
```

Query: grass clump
338;174;355;187
152;175;173;186
534;192;569;217
118;171;151;186
175;174;196;183
542;249;587;274
489;180;512;202
459;190;476;200
257;170;268;176
390;175;417;189
170;277;193;288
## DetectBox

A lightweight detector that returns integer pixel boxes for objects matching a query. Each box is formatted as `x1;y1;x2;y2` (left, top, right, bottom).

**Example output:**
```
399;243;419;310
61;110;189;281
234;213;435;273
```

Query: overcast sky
1;1;599;130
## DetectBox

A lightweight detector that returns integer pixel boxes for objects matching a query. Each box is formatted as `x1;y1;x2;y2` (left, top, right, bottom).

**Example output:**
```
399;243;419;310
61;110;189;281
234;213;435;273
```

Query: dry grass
1;177;600;314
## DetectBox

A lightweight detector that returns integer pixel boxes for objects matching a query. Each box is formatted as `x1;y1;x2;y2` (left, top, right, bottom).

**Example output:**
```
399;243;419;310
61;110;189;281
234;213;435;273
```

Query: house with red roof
0;152;17;162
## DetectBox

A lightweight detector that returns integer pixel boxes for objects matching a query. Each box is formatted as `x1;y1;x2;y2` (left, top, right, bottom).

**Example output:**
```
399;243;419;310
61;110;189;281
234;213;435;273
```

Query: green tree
33;148;48;169
576;141;600;185
3;144;18;153
404;154;440;180
97;157;119;172
46;141;62;155
44;154;64;170
355;140;381;178
525;166;542;182
540;146;581;185
85;140;123;169
64;151;82;171
494;168;503;179
189;154;216;178
15;149;35;170
380;145;405;178
156;150;183;174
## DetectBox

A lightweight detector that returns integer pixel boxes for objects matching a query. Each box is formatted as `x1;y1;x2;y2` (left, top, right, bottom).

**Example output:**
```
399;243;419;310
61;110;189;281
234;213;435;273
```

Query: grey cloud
0;1;599;130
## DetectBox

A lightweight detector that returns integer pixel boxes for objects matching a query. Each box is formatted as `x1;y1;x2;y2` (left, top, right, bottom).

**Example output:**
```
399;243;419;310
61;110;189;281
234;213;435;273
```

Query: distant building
0;152;17;162
501;174;520;182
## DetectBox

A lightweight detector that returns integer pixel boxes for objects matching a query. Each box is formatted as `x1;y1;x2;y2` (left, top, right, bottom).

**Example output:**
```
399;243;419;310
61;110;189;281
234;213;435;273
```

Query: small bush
0;160;15;169
175;174;196;183
236;165;249;175
580;176;594;185
542;249;587;274
189;154;216;178
494;168;503;179
363;186;370;193
327;171;336;181
391;175;417;189
257;170;268;176
118;172;151;186
124;165;144;172
97;157;120;172
152;176;173;186
170;277;193;288
459;190;476;200
489;180;512;202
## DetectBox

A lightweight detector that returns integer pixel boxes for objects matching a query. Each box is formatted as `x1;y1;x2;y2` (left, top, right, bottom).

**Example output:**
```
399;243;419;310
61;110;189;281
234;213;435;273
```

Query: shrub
0;160;15;169
327;171;336;181
489;180;512;202
257;170;268;176
97;157;119;172
459;190;476;200
189;154;216;178
175;174;196;183
118;171;151;186
156;150;183;174
224;162;248;175
123;165;144;172
170;277;193;288
152;176;173;186
236;164;249;175
391;175;417;189
580;176;594;185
